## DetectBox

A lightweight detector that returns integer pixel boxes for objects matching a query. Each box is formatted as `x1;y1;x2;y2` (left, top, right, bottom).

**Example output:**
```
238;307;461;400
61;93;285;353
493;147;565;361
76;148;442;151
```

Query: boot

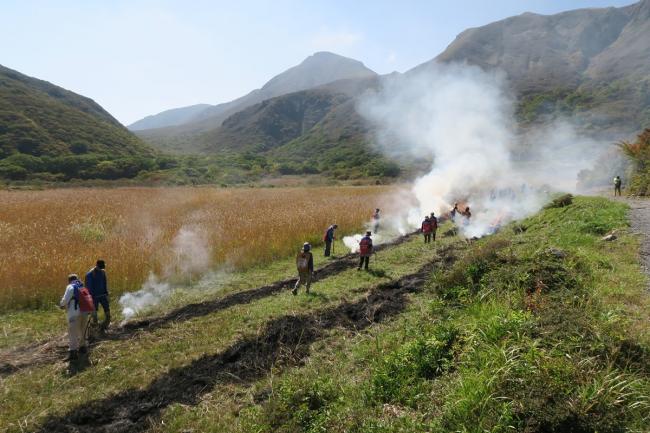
67;350;78;361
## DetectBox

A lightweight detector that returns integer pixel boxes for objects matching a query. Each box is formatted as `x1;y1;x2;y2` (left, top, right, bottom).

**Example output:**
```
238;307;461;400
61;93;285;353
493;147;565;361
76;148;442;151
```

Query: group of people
59;260;111;360
293;211;379;295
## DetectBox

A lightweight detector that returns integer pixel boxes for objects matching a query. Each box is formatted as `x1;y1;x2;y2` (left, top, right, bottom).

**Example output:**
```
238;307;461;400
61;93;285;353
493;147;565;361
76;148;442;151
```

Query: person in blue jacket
85;259;110;331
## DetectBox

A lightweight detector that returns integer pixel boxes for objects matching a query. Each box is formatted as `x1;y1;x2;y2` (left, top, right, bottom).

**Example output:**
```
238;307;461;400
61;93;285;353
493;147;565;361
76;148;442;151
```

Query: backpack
422;221;432;233
359;237;372;255
73;282;95;313
297;253;310;272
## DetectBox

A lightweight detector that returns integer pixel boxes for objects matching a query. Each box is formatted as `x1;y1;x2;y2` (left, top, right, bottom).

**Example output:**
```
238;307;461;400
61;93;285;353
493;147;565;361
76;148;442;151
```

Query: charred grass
227;197;650;433
0;231;452;433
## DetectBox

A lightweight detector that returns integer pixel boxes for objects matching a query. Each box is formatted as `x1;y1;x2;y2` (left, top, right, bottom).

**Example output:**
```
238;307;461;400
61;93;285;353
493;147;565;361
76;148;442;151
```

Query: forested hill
0;64;158;181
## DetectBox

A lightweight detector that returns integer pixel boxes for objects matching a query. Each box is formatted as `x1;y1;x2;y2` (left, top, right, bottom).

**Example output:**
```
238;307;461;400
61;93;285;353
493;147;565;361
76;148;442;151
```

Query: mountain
128;104;211;131
416;0;650;133
0;64;157;181
134;52;377;153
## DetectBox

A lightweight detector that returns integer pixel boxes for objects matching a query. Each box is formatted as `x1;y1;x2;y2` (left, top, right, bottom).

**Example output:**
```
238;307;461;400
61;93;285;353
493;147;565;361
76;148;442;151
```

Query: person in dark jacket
293;242;314;295
85;259;110;330
324;224;337;257
358;231;373;271
430;212;439;241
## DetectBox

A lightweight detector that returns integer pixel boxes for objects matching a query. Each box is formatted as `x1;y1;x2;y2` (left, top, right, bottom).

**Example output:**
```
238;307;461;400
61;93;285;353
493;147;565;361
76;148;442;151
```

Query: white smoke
119;225;216;321
342;63;602;246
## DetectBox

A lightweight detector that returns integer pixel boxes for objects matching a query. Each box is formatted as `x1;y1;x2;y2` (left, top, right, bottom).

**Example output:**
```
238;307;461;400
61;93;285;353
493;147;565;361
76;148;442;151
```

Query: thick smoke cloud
344;63;606;248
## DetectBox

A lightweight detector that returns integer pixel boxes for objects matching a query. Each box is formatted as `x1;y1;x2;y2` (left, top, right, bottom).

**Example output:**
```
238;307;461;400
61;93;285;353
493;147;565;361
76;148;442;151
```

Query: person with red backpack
292;242;314;295
421;216;432;243
59;274;95;360
358;231;374;271
430;212;438;241
323;224;337;257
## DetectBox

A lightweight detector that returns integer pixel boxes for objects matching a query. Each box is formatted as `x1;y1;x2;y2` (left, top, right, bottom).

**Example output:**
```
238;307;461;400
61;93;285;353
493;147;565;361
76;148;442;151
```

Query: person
372;208;381;233
358;231;373;271
421;216;432;243
85;259;110;331
450;203;459;222
293;242;314;295
430;212;438;241
614;176;622;196
323;224;338;257
59;274;90;360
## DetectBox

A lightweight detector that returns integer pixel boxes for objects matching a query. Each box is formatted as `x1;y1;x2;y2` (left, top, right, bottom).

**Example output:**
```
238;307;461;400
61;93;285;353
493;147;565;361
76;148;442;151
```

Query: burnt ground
0;231;417;377
35;244;459;433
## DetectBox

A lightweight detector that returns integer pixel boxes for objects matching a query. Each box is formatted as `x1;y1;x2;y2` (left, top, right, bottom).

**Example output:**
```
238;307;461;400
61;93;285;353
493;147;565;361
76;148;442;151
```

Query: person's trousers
92;295;111;328
432;230;437;241
294;271;312;293
68;314;90;351
358;256;370;270
424;233;431;243
615;186;621;196
324;241;332;257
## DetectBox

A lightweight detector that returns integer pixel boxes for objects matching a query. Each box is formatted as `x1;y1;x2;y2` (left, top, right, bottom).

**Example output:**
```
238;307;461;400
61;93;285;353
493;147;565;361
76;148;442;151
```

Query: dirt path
0;231;420;377
615;197;650;289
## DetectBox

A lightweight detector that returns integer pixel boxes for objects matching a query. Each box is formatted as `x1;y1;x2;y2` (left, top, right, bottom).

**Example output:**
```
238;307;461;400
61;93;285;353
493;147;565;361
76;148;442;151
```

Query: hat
68;273;79;282
96;259;106;269
303;242;311;252
366;231;372;236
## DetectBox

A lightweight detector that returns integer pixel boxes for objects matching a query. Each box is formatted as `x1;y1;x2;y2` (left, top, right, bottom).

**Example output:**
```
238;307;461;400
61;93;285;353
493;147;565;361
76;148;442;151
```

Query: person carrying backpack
358;231;374;271
293;242;314;295
429;212;438;241
614;176;622;196
59;274;94;360
421;216;432;244
323;224;337;257
86;259;110;331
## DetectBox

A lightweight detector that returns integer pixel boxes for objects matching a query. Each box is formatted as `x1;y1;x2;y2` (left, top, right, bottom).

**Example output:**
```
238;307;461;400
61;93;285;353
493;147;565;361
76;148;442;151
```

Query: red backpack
422;221;432;233
359;237;372;255
74;286;96;313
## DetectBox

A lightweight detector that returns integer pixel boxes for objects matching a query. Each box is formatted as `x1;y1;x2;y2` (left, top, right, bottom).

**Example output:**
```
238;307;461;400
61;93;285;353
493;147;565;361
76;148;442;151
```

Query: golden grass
0;185;397;310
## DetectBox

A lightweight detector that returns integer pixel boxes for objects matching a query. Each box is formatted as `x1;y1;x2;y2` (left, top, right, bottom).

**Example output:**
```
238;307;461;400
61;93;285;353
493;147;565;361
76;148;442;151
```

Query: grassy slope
1;197;649;433
0;233;456;432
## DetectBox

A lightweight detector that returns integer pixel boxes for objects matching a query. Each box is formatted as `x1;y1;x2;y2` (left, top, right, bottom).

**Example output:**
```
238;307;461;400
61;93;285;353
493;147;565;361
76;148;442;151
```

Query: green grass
228;197;650;433
0;232;457;432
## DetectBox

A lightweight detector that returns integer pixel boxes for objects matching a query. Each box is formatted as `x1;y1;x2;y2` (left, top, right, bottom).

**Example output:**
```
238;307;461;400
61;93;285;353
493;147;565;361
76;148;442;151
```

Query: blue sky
1;0;636;124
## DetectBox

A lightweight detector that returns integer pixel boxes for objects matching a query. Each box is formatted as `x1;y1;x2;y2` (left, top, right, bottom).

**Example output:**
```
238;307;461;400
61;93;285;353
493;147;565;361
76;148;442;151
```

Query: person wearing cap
358;231;374;271
293;242;314;295
323;224;338;257
85;259;110;331
59;273;90;360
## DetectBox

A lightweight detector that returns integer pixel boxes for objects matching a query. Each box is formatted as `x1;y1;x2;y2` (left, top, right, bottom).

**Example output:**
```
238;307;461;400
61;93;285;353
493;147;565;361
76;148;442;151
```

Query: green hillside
0;65;158;181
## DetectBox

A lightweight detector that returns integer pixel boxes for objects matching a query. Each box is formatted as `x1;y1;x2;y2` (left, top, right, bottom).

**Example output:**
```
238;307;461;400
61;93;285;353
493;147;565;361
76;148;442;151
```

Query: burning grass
0;185;397;310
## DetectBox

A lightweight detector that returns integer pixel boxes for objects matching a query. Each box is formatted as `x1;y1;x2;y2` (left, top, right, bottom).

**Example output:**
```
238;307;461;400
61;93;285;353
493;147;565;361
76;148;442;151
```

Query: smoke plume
343;63;607;248
119;225;216;321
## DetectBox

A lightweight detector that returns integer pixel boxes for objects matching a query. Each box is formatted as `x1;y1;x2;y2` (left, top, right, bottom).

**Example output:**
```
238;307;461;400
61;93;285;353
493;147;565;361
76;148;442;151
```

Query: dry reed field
0;185;396;310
